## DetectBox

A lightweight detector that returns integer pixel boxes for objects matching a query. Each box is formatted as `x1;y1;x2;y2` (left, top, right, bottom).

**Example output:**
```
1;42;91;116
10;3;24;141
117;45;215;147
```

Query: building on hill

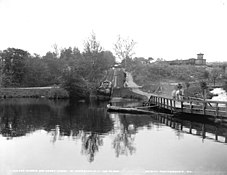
166;53;206;66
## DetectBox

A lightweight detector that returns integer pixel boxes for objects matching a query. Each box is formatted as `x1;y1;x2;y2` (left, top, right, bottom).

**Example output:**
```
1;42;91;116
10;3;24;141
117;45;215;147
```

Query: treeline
0;34;115;99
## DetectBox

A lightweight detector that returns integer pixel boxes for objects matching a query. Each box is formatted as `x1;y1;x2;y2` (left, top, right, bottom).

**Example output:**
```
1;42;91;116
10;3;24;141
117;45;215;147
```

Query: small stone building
195;53;206;65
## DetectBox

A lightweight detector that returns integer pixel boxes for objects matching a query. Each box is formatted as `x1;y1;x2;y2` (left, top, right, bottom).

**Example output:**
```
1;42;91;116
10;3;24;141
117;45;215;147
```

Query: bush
61;70;90;99
184;82;213;99
47;88;69;99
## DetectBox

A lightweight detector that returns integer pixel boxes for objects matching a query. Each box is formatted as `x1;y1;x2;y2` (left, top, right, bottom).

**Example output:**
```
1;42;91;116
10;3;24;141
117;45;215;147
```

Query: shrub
61;70;90;99
47;88;69;99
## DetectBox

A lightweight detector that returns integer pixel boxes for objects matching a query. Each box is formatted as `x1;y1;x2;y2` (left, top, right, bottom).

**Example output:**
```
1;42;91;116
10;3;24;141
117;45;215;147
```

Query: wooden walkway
148;95;227;121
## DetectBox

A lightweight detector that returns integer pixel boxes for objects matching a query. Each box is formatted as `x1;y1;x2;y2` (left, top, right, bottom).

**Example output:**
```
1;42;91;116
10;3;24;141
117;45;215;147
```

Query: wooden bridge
148;95;227;121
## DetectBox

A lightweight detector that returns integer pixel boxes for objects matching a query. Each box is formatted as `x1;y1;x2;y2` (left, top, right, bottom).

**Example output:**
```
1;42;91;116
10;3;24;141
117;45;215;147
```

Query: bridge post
181;101;183;112
190;101;193;113
203;102;206;115
215;103;219;118
226;103;227;119
170;100;173;113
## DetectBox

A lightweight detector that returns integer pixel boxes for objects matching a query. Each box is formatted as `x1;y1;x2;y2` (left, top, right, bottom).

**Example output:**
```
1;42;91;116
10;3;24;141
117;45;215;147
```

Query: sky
0;0;227;62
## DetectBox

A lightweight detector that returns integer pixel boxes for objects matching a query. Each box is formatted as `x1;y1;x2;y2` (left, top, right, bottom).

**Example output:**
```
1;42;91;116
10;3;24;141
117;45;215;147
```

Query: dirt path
125;72;153;99
125;72;177;99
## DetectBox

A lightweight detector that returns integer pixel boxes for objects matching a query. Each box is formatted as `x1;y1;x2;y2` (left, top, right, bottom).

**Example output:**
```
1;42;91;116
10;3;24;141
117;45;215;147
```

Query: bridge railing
148;95;227;119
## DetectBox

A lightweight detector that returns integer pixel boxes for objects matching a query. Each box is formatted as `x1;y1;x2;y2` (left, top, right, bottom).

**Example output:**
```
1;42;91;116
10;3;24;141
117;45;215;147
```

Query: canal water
0;98;227;175
211;88;227;102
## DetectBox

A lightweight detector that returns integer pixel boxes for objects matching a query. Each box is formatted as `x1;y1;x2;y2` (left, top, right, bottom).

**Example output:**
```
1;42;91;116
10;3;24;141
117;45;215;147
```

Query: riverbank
0;87;69;99
124;71;178;100
129;71;219;101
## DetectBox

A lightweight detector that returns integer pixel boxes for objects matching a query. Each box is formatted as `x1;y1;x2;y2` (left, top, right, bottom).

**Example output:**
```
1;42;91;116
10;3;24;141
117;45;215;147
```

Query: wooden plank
216;102;219;117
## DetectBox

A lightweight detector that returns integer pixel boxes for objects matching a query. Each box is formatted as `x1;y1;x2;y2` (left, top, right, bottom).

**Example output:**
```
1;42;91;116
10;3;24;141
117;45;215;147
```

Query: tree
0;48;29;87
200;81;208;100
61;69;89;99
114;35;136;70
83;32;104;82
203;70;210;81
84;32;102;54
23;54;44;86
101;51;115;69
148;57;154;63
42;51;63;85
52;43;60;58
210;67;222;86
223;81;227;92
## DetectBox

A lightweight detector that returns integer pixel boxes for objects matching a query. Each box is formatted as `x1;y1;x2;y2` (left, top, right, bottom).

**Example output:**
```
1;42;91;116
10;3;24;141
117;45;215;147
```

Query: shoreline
0;87;69;99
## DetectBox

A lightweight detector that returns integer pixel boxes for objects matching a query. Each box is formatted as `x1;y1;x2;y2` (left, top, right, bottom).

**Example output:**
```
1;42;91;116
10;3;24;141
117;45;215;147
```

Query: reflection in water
81;132;103;162
113;133;135;157
0;98;227;166
112;115;136;157
0;99;113;163
153;114;227;144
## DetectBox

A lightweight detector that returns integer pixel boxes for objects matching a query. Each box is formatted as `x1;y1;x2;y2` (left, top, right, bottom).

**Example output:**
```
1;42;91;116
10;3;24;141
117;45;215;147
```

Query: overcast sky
0;0;227;62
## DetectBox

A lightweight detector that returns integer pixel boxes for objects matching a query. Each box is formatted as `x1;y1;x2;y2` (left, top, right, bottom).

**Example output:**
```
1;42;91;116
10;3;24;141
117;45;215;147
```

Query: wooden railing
148;95;227;119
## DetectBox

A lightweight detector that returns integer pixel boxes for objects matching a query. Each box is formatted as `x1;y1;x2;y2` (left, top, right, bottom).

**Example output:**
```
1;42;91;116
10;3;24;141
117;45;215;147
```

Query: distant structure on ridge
166;53;206;66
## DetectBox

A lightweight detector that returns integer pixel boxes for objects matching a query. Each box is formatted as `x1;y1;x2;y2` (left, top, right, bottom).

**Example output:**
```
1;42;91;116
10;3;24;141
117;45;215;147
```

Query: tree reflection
81;132;103;162
1;118;14;139
112;115;136;157
113;132;135;157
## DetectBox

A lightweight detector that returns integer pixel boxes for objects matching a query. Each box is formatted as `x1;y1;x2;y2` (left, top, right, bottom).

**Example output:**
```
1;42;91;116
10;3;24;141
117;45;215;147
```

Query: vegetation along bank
0;33;115;100
0;87;68;99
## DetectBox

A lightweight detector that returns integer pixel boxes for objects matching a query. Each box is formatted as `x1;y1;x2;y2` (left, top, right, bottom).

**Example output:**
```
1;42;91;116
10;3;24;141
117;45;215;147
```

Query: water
211;88;227;101
0;99;227;174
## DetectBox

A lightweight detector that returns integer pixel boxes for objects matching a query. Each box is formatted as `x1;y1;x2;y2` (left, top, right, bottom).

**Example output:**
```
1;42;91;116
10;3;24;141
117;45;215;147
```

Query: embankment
0;87;69;99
